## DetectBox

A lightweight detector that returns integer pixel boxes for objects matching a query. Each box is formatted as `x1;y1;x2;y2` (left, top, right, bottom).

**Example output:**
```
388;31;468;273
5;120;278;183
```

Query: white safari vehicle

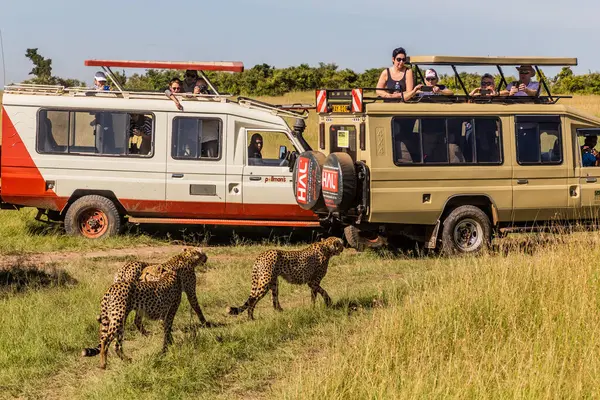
0;60;318;238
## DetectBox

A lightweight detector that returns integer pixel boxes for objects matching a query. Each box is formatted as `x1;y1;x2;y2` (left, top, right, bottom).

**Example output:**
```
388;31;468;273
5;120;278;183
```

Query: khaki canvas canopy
407;55;577;66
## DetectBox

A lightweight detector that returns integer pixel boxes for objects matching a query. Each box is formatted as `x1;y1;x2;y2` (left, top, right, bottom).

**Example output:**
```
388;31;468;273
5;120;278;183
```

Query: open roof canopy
408;55;577;66
84;59;244;94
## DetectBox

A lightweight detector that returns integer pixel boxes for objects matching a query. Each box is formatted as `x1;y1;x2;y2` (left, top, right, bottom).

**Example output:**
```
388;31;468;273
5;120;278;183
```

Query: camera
480;89;491;95
420;86;433;92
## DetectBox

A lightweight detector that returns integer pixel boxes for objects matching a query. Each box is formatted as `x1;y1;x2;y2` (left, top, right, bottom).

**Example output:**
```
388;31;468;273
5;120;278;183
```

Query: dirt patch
0;245;247;269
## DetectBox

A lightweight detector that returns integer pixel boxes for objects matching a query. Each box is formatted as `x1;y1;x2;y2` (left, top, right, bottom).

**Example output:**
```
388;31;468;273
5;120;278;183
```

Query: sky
0;0;599;87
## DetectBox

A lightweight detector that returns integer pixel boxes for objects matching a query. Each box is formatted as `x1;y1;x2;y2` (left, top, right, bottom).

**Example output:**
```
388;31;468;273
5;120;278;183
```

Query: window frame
36;108;156;158
514;115;562;166
170;116;223;161
391;116;504;166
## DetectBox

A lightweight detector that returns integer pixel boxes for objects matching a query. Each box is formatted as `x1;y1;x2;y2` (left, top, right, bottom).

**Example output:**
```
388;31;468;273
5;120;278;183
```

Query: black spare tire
322;152;357;213
292;151;326;211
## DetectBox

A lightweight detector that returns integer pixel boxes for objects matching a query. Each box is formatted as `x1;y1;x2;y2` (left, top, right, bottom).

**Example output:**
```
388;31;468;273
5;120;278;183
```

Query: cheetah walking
82;249;209;368
227;237;344;320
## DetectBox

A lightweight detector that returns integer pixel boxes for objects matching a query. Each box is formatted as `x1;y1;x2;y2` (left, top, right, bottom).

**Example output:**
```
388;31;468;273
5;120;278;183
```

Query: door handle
517;179;528;185
249;176;262;181
586;177;597;183
172;173;184;178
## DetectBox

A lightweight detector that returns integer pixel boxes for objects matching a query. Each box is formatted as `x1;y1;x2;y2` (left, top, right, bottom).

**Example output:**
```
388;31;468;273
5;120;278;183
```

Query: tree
24;48;83;87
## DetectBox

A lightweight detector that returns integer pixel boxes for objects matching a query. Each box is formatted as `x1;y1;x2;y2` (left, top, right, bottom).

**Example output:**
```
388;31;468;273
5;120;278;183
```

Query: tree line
21;48;600;96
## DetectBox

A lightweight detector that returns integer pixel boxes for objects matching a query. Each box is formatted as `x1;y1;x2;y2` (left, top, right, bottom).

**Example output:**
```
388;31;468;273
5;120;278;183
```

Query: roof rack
237;97;313;119
3;83;232;102
3;83;65;95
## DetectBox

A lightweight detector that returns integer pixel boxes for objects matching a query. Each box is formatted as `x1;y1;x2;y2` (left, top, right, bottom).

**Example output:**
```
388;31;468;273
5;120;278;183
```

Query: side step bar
127;217;321;228
499;224;600;234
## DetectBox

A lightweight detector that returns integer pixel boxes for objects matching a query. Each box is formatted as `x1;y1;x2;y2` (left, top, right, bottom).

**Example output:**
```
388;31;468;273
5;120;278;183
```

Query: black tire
441;205;491;255
64;195;121;239
343;226;386;252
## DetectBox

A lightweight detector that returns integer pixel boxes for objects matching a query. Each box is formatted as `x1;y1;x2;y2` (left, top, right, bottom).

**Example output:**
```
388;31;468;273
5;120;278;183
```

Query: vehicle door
575;127;600;221
241;129;314;220
512;115;573;222
328;123;357;160
165;114;226;218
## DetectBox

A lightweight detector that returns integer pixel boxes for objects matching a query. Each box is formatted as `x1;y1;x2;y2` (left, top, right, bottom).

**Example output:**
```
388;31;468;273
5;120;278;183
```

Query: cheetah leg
99;321;117;369
161;297;181;353
246;283;271;320
271;279;283;312
183;275;210;327
308;281;332;307
134;312;149;336
114;319;131;363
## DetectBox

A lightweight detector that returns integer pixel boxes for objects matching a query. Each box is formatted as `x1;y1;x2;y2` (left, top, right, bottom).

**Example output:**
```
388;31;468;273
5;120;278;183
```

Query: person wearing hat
93;71;109;91
419;69;453;96
376;47;422;102
502;65;539;96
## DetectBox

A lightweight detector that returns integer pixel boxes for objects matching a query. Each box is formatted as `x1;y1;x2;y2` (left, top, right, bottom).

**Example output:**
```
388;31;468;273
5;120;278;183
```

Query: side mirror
279;145;288;159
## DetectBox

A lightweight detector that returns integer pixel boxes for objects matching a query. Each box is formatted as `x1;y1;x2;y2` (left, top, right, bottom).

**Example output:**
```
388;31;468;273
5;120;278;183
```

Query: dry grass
2;233;600;399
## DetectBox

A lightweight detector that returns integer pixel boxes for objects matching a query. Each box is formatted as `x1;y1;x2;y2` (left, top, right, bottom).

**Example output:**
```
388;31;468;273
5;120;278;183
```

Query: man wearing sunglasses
182;70;210;95
502;65;539;96
469;73;498;97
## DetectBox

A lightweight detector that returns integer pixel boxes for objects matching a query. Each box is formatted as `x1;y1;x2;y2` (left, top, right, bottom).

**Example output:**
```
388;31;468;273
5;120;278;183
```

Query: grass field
3;214;600;398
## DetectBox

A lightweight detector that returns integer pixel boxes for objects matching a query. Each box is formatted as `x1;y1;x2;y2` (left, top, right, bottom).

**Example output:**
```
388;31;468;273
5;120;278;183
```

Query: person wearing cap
469;73;498;97
419;69;453;96
376;47;421;102
93;71;109;91
502;65;539;96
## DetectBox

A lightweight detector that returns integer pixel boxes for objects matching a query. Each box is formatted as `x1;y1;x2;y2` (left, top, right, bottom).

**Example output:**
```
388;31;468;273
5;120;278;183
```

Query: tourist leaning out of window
376;47;421;101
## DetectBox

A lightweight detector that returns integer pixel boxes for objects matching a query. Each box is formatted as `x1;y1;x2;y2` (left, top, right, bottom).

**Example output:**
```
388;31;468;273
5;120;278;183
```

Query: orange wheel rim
78;209;108;238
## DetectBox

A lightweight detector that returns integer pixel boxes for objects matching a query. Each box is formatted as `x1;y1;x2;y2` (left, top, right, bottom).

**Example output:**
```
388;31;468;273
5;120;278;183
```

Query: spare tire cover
322;152;357;212
292;151;326;211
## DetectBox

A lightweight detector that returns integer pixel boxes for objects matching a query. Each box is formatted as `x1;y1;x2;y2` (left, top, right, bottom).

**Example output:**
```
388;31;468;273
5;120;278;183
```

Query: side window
515;116;561;165
171;117;221;160
392;117;502;165
246;130;297;167
37;110;153;157
577;130;600;167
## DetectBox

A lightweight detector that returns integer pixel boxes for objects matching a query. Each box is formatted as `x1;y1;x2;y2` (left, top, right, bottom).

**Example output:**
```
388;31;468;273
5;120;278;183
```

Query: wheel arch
439;194;499;227
61;189;126;218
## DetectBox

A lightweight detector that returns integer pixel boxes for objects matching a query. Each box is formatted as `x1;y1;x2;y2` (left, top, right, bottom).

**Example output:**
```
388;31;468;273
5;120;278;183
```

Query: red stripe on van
1;107;62;209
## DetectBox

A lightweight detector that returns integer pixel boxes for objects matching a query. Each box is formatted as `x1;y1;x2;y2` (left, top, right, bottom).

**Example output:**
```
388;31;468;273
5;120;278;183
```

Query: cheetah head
320;237;344;256
181;248;209;266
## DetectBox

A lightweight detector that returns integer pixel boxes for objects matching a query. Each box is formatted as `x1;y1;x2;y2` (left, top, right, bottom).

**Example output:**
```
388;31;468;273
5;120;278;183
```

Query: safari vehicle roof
407;55;577;66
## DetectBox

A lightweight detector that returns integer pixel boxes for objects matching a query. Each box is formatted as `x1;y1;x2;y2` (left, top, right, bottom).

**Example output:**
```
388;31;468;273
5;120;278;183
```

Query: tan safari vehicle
292;56;600;253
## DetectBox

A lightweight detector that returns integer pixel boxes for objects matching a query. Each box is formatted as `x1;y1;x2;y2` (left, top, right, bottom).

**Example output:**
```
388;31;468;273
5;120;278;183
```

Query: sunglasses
519;71;530;75
185;74;197;78
426;77;437;82
171;87;181;91
395;57;406;62
481;81;494;86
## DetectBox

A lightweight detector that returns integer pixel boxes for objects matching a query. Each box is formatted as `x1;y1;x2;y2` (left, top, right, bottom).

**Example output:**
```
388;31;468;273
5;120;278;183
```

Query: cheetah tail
226;299;250;316
81;345;101;357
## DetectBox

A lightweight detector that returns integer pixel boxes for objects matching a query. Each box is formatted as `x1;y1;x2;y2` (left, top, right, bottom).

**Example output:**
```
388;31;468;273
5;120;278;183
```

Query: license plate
331;104;350;113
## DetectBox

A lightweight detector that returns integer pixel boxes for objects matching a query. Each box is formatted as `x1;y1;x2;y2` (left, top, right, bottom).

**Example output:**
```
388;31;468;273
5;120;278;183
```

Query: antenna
0;29;5;87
